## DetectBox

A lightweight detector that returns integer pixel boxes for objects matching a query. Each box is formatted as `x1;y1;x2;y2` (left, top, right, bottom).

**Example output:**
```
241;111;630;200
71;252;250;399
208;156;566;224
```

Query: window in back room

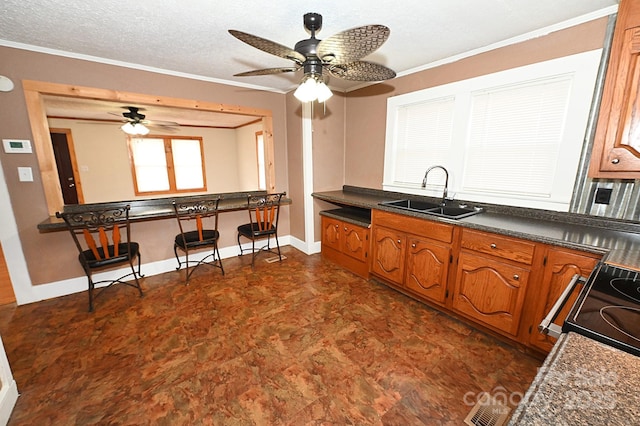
128;136;206;195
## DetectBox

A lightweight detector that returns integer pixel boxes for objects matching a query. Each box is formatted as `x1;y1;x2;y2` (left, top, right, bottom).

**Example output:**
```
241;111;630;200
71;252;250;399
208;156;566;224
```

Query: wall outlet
594;187;612;205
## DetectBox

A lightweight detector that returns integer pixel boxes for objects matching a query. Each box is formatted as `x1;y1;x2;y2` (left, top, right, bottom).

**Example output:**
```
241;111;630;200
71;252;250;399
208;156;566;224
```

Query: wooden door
530;248;599;352
50;129;81;205
371;226;406;285
321;217;341;252
341;223;368;262
591;27;640;176
0;244;16;305
405;237;450;305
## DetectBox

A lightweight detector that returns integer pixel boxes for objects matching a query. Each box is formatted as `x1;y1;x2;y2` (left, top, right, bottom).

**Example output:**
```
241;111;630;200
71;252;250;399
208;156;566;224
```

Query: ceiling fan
229;13;396;102
110;106;179;135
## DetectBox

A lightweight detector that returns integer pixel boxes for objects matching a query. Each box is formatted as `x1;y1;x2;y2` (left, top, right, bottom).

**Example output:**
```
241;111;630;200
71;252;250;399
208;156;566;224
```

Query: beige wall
285;92;305;241
0;45;290;287
311;93;346;241
235;122;262;190
344;18;609;189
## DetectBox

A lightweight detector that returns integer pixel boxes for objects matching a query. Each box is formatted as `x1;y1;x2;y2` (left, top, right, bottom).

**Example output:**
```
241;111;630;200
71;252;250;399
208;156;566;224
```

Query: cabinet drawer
461;229;535;265
372;210;453;243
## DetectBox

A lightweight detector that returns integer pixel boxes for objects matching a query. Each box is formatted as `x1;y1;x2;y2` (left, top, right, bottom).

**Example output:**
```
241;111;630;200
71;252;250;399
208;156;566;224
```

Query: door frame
0;161;25;422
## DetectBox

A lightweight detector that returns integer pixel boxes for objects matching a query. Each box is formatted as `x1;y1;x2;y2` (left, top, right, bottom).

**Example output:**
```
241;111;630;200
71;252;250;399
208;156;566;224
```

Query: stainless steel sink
380;199;441;211
424;205;483;219
379;199;483;219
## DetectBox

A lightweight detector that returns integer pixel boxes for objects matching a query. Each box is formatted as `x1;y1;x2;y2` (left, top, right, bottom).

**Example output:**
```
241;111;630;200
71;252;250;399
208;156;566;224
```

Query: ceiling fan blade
234;67;300;77
327;61;396;81
317;25;390;64
145;119;180;127
229;30;306;64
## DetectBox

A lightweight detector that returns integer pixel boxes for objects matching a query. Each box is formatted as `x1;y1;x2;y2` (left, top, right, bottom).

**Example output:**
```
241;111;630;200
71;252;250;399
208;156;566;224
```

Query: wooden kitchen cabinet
590;0;640;178
528;247;600;353
452;229;535;337
405;236;451;305
321;212;370;278
371;210;454;306
368;209;603;353
371;225;406;285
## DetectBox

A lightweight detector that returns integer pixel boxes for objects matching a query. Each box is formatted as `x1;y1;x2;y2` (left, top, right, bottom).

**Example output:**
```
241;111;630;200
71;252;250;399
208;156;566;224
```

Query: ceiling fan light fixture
121;122;150;135
294;74;333;103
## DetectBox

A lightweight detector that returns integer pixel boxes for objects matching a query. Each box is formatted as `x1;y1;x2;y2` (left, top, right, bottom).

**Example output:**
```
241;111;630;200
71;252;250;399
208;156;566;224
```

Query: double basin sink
379;199;483;220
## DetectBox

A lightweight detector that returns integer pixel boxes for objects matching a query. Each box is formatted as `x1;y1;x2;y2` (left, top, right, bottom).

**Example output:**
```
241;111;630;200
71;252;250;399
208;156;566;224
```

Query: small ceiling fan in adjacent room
110;106;180;135
229;13;396;102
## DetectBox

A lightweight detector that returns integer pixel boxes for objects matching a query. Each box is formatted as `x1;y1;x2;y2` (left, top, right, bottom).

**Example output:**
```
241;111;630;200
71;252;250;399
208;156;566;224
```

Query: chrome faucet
422;165;449;206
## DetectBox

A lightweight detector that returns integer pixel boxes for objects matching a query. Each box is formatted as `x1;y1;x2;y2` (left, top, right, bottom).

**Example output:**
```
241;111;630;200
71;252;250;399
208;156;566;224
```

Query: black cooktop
564;263;640;357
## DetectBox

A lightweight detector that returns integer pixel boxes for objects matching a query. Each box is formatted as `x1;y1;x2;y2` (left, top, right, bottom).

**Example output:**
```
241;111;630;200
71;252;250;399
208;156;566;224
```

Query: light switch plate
17;167;33;182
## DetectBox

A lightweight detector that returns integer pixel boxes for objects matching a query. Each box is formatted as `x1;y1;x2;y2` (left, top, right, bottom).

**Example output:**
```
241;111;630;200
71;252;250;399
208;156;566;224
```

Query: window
384;49;602;211
129;136;206;195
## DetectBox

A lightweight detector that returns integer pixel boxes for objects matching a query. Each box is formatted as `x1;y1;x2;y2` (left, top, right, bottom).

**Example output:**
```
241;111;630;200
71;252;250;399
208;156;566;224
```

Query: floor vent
265;255;287;263
464;393;511;426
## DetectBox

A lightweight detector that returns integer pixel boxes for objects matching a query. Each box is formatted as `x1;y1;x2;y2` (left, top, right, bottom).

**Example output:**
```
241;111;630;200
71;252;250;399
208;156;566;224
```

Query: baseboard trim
0;379;17;426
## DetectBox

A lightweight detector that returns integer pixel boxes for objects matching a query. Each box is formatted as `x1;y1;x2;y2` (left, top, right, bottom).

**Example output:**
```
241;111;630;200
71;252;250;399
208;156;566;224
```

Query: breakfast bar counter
37;191;291;232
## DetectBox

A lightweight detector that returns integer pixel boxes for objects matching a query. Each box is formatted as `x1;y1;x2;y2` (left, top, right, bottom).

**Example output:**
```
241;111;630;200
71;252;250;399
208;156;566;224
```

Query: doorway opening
49;128;83;205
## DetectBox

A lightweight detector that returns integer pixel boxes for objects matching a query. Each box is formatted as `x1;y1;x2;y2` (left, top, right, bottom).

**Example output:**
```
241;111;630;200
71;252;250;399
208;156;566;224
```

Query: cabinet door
371;226;406;285
453;251;530;336
321;216;341;252
591;26;640;177
529;248;599;352
341;223;368;262
405;237;450;305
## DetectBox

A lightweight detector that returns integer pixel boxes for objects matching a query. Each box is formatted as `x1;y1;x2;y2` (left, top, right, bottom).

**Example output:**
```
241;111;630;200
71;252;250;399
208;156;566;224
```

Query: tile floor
0;247;541;425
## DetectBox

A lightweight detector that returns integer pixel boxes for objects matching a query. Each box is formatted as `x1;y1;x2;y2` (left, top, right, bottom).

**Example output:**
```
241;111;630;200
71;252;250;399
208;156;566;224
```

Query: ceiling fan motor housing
303;13;322;34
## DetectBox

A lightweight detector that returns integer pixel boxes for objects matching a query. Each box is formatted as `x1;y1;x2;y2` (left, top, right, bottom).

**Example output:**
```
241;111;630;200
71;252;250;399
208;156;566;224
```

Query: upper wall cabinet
590;0;640;178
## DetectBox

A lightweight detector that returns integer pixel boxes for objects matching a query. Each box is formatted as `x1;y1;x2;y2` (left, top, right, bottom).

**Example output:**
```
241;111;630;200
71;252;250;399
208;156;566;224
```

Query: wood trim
164;139;177;193
23;88;64;214
255;130;264;190
262;116;276;193
0;244;16;305
22;80;275;214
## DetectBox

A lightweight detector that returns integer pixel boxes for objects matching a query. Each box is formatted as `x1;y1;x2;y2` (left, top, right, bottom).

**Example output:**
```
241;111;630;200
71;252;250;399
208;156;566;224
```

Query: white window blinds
463;77;572;197
394;97;455;185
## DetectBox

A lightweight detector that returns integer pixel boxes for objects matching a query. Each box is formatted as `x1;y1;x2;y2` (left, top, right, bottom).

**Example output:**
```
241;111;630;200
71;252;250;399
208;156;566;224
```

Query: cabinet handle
611;158;620;164
334;224;339;229
397;239;402;244
490;243;497;249
411;243;416;248
513;274;520;281
344;227;348;231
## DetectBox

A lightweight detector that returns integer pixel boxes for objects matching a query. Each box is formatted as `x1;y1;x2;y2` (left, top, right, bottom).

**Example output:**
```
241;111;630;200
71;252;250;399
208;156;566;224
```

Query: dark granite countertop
509;332;640;425
313;186;640;269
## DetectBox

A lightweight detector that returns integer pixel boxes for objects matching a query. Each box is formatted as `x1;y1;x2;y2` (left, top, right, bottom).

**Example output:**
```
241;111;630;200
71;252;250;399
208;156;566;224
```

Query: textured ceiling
0;0;618;94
